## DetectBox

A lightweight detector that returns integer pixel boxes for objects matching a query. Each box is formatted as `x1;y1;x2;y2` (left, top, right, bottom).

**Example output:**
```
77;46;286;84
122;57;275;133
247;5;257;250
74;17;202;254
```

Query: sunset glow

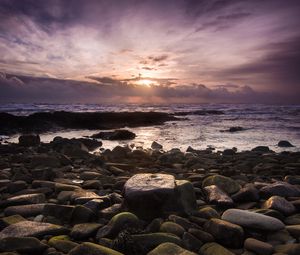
0;0;299;103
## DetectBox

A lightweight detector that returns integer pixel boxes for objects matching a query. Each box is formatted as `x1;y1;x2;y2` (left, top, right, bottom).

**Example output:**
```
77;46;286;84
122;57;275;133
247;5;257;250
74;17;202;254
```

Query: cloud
1;72;298;104
214;36;300;93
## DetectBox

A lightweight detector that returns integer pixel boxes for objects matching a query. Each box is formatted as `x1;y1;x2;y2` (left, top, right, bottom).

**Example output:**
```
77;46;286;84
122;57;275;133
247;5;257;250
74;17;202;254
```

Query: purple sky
0;0;300;103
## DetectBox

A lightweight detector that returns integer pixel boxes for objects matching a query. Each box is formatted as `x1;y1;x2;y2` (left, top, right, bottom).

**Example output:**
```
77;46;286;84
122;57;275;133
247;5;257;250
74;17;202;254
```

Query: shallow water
1;103;300;152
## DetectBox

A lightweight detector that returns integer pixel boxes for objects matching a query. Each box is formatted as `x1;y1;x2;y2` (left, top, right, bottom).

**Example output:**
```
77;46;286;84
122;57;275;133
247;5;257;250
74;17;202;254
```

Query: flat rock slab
0;221;69;238
222;209;285;231
124;174;196;219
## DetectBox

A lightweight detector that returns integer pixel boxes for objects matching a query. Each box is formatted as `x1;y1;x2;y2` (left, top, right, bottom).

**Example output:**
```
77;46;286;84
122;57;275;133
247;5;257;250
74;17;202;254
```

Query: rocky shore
0;134;300;255
0;111;179;135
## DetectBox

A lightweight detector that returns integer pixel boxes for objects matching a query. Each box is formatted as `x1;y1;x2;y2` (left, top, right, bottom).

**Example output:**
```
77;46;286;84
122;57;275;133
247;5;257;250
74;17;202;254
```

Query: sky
0;0;300;104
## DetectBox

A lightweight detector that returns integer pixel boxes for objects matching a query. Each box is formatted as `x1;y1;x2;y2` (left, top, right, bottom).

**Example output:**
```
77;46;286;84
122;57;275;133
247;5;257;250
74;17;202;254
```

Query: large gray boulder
123;174;197;219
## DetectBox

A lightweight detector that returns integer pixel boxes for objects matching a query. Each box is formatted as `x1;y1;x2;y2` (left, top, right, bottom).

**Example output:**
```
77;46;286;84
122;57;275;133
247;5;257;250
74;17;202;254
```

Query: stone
202;175;240;194
168;215;196;230
196;206;220;219
6;193;46;206
96;212;139;239
18;134;40;147
259;182;300;198
0;221;69;238
91;130;136;140
231;184;259;203
151;141;163;150
204;218;244;248
278;140;294;147
71;223;103;240
199;242;234;255
70;205;96;224
69;242;124;255
274;244;300;255
123;173;196;219
244;238;274;255
251;146;270;152
204;185;234;207
43;204;74;223
4;204;45;217
188;228;214;243
182;232;203;252
147;242;197;255
286;225;300;238
0;215;26;229
48;236;78;253
285;214;300;225
132;233;182;253
7;181;27;194
159;222;185;237
76;138;102;150
0;237;47;253
263;196;296;216
284;175;300;185
221;209;285;231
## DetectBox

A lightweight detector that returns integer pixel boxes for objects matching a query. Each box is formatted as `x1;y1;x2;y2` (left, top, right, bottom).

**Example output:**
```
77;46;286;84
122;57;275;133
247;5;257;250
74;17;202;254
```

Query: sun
137;79;153;87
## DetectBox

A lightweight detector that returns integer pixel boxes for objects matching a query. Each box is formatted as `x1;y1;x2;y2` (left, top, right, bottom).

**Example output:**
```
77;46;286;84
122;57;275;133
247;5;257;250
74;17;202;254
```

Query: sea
1;103;300;152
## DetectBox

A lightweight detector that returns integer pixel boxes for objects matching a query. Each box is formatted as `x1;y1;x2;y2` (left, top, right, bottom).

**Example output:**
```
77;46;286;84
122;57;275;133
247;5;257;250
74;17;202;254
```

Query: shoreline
0;135;300;253
0;111;180;135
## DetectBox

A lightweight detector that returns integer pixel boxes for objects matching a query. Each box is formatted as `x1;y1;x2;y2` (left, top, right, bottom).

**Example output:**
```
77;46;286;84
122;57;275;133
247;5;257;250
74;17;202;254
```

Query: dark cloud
1;72;298;104
216;36;300;93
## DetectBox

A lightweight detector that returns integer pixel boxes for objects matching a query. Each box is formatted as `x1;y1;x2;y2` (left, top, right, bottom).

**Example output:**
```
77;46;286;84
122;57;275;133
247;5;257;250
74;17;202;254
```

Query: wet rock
200;242;234;255
274;243;300;255
91;130;136;140
96;212;139;239
204;218;244;248
244;238;274;255
5;193;46;206
223;149;236;156
151;141;163;150
284;175;300;185
204;185;234;207
263;196;296;216
168;215;196;230
43;204;74;223
0;221;69;238
231;184;259;203
182;232;203;252
222;209;285;231
71;205;96;224
159;222;185;237
7;181;27;194
71;223;103;240
4;204;45;217
132;233;182;253
48;236;78;253
196;206;220;219
147;242;197;255
251;146;271;152
0;237;47;253
286;225;300;238
188;228;214;243
69;242;124;255
76;138;102;150
278;140;294;147
18;134;40;147
123;173;196;219
0;215;26;229
202;175;240;194
259;182;300;198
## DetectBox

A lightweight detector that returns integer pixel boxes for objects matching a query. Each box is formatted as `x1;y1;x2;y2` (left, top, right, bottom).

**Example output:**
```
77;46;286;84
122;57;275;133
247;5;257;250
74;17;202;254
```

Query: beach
0;108;300;254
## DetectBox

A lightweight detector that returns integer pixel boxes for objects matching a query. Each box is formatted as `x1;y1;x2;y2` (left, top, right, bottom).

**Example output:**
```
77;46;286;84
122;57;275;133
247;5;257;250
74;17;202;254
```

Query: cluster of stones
0;134;300;255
